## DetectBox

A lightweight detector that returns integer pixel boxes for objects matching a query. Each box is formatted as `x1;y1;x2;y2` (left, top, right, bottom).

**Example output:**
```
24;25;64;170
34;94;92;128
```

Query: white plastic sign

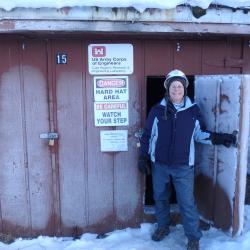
94;102;129;126
100;130;128;152
88;44;133;75
94;76;129;102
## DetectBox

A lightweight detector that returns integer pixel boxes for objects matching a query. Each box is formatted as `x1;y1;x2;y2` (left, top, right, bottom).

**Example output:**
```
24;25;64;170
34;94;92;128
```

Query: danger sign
94;76;129;102
88;44;133;75
94;102;129;126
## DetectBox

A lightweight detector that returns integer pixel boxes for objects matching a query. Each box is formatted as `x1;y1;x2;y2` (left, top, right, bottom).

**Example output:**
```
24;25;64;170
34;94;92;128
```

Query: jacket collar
160;96;194;111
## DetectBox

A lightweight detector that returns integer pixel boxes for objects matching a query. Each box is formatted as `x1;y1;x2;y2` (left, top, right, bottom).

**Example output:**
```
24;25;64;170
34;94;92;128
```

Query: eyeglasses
169;84;184;90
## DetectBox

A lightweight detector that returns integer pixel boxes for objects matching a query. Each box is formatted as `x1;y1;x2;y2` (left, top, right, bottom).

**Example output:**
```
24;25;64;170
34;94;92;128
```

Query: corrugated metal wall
0;36;249;236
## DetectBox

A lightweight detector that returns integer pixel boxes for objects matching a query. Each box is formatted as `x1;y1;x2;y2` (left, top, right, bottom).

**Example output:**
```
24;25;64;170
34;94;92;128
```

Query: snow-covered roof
0;0;250;13
0;1;249;35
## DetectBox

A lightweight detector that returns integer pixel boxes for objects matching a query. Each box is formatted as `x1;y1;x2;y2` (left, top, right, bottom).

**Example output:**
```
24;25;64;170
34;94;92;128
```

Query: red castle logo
92;46;106;57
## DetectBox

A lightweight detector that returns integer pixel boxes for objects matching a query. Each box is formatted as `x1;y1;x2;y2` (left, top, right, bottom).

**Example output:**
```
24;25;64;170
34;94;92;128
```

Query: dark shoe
199;219;210;231
151;227;169;241
187;239;199;250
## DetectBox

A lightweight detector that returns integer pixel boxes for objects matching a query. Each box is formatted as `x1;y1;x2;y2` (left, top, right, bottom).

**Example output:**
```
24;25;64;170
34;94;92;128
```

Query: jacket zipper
169;112;177;163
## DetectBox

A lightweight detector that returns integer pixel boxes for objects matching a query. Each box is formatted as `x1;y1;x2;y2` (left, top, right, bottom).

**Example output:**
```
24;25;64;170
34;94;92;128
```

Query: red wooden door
51;40;88;235
84;40;143;232
49;39;143;234
0;38;144;236
0;39;54;236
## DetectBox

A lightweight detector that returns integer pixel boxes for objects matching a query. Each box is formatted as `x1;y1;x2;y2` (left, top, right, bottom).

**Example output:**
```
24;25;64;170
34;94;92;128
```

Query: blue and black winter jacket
140;97;212;166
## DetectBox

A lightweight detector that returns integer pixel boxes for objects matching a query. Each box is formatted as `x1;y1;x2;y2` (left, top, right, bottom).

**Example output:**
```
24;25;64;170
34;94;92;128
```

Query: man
138;69;236;250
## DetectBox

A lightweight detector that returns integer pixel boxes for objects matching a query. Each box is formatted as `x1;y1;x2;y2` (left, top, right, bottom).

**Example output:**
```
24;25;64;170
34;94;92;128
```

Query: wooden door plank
0;40;30;236
232;75;250;235
145;41;173;76
224;38;242;74
22;40;54;235
113;41;143;228
54;40;88;235
242;39;250;175
202;41;226;74
174;41;202;75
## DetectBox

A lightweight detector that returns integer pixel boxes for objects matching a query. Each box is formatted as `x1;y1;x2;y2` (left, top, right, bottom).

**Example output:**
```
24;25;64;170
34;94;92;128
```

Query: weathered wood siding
0;36;249;236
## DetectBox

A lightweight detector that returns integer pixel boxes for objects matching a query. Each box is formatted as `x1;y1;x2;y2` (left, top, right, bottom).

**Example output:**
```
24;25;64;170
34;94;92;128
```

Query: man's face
169;80;185;104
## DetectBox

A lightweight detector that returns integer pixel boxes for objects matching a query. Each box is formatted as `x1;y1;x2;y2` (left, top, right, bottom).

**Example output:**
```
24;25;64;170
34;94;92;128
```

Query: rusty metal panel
53;40;88;235
0;40;30;235
145;41;173;76
21;40;54;235
195;75;250;235
174;41;202;75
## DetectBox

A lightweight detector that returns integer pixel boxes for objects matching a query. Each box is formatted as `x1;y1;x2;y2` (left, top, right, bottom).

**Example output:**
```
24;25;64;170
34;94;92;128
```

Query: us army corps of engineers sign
88;44;133;75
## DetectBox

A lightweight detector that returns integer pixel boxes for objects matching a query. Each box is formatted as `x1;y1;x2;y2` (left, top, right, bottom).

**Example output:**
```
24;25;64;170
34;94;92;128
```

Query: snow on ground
0;205;250;250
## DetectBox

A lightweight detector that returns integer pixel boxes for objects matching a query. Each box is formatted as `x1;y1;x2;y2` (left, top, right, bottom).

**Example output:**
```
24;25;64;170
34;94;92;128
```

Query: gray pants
152;162;202;240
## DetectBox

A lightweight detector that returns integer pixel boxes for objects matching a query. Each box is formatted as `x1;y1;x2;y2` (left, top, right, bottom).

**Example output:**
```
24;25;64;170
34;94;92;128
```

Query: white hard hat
164;69;189;90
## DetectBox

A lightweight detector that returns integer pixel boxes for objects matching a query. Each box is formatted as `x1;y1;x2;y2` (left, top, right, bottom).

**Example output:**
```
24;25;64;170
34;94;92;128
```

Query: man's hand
138;154;151;175
210;132;236;148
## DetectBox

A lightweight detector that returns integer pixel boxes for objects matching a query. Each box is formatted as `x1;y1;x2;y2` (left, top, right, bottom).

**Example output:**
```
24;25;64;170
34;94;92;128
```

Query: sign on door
88;44;133;75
